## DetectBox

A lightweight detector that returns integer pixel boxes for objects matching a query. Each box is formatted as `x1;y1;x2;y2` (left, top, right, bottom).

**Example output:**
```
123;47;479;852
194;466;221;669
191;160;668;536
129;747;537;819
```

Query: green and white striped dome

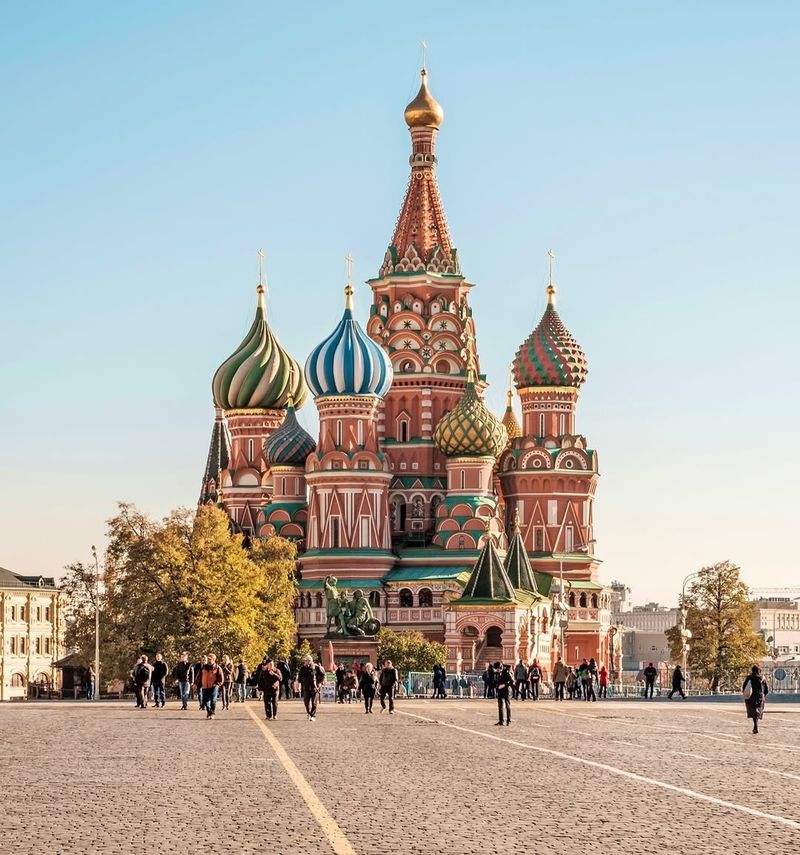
212;286;308;411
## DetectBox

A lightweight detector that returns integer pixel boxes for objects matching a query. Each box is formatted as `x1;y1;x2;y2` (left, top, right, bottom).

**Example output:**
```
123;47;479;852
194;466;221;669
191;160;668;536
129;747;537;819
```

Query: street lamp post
680;571;701;690
91;545;100;702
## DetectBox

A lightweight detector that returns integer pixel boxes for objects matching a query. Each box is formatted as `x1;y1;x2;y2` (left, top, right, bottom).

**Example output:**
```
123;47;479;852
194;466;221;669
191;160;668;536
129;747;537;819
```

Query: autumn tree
376;628;447;676
63;502;298;682
665;560;766;692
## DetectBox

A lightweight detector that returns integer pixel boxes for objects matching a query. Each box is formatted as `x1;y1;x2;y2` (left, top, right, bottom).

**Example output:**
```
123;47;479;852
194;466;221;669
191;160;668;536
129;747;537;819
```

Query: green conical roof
199;408;231;505
460;534;517;601
504;519;539;594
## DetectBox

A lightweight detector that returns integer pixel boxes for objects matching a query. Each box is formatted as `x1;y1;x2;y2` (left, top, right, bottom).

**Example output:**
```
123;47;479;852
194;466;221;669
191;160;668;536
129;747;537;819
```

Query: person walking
257;658;282;720
235;659;249;703
494;662;512;726
151;653;169;708
482;663;495;699
668;665;686;699
86;665;96;701
743;664;769;734
133;656;153;709
513;660;528;701
359;663;377;714
172;652;194;710
335;663;347;703
598;664;609;699
298;654;326;721
566;666;576;700
379;660;399;714
528;659;542;701
643;662;657;699
277;659;292;700
220;654;235;710
552;656;567;701
194;654;208;710
198;653;224;719
584;658;597;702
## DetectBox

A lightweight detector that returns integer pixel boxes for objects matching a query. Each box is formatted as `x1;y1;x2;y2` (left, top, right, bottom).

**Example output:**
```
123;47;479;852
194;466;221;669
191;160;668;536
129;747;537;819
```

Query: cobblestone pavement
1;696;798;855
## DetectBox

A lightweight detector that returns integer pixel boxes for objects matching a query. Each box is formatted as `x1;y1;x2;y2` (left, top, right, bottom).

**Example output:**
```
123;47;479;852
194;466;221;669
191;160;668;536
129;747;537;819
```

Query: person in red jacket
598;664;609;699
198;653;224;719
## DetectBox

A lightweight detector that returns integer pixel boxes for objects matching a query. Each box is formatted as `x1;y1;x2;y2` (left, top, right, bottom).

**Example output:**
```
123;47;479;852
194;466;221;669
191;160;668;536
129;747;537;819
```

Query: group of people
482;656;610;703
334;660;400;714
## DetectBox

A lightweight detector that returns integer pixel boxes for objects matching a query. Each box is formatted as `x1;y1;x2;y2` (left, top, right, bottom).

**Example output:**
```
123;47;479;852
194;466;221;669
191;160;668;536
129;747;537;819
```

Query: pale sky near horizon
1;2;798;604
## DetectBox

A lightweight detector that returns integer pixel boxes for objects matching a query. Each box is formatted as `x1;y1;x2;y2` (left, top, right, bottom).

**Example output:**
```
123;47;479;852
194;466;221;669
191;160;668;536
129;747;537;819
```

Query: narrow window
45;606;51;622
399;420;409;442
357;419;364;445
548;500;558;526
534;527;544;552
336;420;343;447
248;438;254;461
45;638;51;655
460;470;466;490
331;518;340;548
539;413;545;436
559;414;565;436
565;525;574;552
360;516;370;547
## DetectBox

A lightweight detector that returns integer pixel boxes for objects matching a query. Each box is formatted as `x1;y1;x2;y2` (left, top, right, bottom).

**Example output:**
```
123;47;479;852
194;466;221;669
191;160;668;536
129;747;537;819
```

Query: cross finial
344;253;354;310
507;362;515;403
547;249;556;306
256;248;267;309
464;329;477;381
421;40;428;72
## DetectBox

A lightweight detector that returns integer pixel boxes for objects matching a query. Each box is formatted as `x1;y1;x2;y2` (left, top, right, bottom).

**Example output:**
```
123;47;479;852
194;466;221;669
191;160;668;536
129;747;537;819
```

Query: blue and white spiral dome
305;290;393;397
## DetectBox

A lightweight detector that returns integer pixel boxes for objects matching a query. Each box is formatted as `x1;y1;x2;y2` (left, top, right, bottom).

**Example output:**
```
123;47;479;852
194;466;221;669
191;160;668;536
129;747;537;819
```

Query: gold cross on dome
547;249;555;286
345;253;353;289
258;248;265;287
421;40;428;71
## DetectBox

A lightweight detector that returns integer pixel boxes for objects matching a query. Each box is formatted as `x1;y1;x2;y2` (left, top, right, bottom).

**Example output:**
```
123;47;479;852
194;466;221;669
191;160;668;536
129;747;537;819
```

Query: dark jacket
172;661;194;683
151;660;168;683
495;668;513;697
359;671;377;693
643;665;657;683
379;667;399;690
134;662;152;686
277;661;291;682
298;663;326;692
671;668;685;688
235;663;249;683
743;675;768;720
257;666;282;694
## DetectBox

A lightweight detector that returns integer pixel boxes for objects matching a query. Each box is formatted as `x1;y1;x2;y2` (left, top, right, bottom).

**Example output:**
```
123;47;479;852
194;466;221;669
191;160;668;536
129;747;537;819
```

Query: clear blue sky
1;2;798;603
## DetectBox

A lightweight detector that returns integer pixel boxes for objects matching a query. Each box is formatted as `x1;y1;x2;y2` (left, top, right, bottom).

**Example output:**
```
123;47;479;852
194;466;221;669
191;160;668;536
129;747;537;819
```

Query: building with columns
1;567;65;700
200;68;614;675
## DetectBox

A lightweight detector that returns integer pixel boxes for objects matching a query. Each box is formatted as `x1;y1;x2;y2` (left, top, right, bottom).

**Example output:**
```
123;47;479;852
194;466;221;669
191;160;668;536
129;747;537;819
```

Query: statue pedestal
320;636;380;671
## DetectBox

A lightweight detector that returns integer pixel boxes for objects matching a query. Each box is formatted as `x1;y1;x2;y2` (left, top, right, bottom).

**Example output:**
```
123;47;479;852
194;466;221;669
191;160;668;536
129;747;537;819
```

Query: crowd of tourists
122;650;770;734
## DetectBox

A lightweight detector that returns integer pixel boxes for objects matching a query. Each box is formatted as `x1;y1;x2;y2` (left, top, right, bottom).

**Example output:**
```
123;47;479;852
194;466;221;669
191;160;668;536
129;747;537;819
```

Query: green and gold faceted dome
434;381;508;458
212;286;308;411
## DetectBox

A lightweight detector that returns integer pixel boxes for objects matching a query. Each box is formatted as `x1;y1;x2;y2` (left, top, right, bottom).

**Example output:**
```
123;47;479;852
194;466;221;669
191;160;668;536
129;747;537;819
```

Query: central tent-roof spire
378;60;461;278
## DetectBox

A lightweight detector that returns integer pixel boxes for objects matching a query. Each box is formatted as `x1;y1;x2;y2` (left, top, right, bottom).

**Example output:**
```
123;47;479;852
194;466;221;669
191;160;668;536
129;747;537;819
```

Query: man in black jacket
298;655;326;721
257;658;282;720
379;660;399;714
643;662;658;699
494;662;512;726
150;653;169;707
277;659;292;699
172;652;194;710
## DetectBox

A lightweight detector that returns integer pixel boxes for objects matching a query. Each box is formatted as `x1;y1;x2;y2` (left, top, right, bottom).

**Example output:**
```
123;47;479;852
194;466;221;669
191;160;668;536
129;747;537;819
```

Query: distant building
611;592;681;668
753;597;800;659
0;567;65;700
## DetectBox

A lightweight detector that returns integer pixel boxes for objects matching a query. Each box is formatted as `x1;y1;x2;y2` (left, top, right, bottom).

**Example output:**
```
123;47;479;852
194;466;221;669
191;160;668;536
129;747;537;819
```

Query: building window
368;591;381;607
248;439;254;461
539;413;545;436
486;626;503;647
35;637;41;655
36;606;41;622
568;592;575;607
45;638;51;655
579;593;587;607
591;594;598;608
19;606;25;621
399;420;409;442
20;637;26;655
399;588;413;608
45;606;51;623
330;518;341;548
11;674;25;688
418;588;433;608
548;500;558;526
10;637;16;655
358;460;369;470
360;517;371;547
460;470;466;490
534;527;544;552
565;525;574;552
336;420;343;446
315;593;323;609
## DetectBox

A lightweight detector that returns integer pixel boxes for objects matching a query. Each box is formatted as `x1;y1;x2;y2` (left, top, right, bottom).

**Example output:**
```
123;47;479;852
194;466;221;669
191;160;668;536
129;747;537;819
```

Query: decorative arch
418;588;433;607
398;588;414;608
485;626;503;647
520;449;552;470
554;449;589;471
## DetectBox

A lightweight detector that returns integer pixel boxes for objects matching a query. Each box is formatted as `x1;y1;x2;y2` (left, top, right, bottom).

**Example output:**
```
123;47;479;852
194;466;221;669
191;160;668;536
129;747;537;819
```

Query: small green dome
433;382;508;457
212;287;308;410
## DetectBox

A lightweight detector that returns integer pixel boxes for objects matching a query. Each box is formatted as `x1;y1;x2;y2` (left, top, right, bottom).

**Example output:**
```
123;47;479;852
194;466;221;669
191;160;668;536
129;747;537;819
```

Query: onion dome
513;285;588;389
404;68;444;129
433;344;508;457
263;401;316;467
501;387;522;447
305;285;393;398
213;285;308;410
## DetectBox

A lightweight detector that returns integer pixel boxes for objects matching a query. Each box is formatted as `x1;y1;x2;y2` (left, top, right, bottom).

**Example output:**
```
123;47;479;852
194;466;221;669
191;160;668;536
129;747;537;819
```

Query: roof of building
0;566;57;590
504;521;539;594
297;578;384;590
513;284;588;389
385;566;471;584
263;402;316;467
433;381;507;458
212;285;307;411
199;408;232;504
455;535;518;603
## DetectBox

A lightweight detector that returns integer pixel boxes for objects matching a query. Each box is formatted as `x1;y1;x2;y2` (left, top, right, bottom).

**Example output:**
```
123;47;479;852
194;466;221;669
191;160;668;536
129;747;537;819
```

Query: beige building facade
1;567;65;700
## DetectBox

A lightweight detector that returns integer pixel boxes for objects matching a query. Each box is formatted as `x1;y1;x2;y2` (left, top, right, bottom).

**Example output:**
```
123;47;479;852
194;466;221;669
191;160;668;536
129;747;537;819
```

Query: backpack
742;678;753;700
135;664;150;684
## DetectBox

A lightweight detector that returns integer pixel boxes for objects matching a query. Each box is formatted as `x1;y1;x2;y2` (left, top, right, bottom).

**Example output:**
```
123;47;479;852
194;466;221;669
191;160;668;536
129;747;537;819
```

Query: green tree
665;560;766;692
376;628;447;676
63;502;298;681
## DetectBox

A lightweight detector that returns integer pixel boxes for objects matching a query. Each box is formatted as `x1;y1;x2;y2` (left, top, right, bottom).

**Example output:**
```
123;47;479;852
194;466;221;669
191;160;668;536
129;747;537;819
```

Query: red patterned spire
379;70;461;277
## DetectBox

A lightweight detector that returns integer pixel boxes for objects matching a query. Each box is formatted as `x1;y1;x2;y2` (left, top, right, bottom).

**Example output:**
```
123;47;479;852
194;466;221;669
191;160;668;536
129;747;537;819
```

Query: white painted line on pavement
673;751;714;761
397;709;800;832
757;766;800;783
245;706;357;855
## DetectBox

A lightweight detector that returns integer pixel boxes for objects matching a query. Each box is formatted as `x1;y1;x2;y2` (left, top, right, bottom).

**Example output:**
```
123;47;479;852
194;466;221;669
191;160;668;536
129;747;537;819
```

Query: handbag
742;679;752;700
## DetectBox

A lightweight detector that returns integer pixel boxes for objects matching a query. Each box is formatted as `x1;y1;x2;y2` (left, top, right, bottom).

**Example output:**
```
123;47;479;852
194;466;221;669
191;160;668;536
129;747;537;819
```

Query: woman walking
743;664;769;734
360;662;377;714
220;654;235;710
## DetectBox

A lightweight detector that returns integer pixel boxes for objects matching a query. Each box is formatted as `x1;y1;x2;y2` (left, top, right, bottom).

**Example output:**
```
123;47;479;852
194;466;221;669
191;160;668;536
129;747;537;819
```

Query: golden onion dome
404;69;444;129
501;389;522;448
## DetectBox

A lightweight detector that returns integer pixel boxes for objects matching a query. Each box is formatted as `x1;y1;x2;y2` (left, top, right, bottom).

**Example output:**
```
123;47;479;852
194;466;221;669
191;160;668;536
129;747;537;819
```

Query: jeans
530;680;540;700
554;681;564;701
236;683;247;703
152;681;166;707
221;683;233;709
179;680;191;708
584;681;596;701
86;683;95;701
379;687;394;712
668;687;685;699
201;686;218;716
497;693;511;724
513;679;527;700
263;691;278;719
645;680;655;698
302;688;318;718
599;684;607;698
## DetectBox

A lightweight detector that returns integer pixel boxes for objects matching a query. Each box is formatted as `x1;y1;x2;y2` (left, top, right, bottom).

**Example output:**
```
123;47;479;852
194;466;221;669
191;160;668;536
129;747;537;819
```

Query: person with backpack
133;656;153;709
528;659;542;701
194;655;208;710
150;653;169;708
481;663;495;699
359;663;377;714
234;659;249;703
743;664;769;734
379;660;399;714
668;665;686;699
513;660;529;700
298;654;326;721
257;658;282;720
172;652;194;711
494;662;512;726
198;653;224;719
584;658;597;702
565;666;576;700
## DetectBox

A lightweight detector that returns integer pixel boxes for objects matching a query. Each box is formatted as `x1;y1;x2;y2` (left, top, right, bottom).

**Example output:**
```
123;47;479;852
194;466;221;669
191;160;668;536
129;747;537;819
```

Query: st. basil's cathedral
200;69;619;678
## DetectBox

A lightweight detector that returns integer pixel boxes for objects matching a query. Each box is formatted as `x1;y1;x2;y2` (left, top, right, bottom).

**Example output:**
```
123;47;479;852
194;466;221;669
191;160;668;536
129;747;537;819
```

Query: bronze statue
323;576;381;637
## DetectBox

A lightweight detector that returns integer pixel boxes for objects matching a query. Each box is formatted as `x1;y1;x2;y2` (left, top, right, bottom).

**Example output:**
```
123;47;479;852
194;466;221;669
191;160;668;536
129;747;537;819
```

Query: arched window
399;419;409;442
368;591;381;607
591;594;598;609
430;495;442;519
486;626;503;647
11;674;25;688
541;615;548;633
399;588;413;608
418;588;433;608
579;593;587;608
568;592;576;607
